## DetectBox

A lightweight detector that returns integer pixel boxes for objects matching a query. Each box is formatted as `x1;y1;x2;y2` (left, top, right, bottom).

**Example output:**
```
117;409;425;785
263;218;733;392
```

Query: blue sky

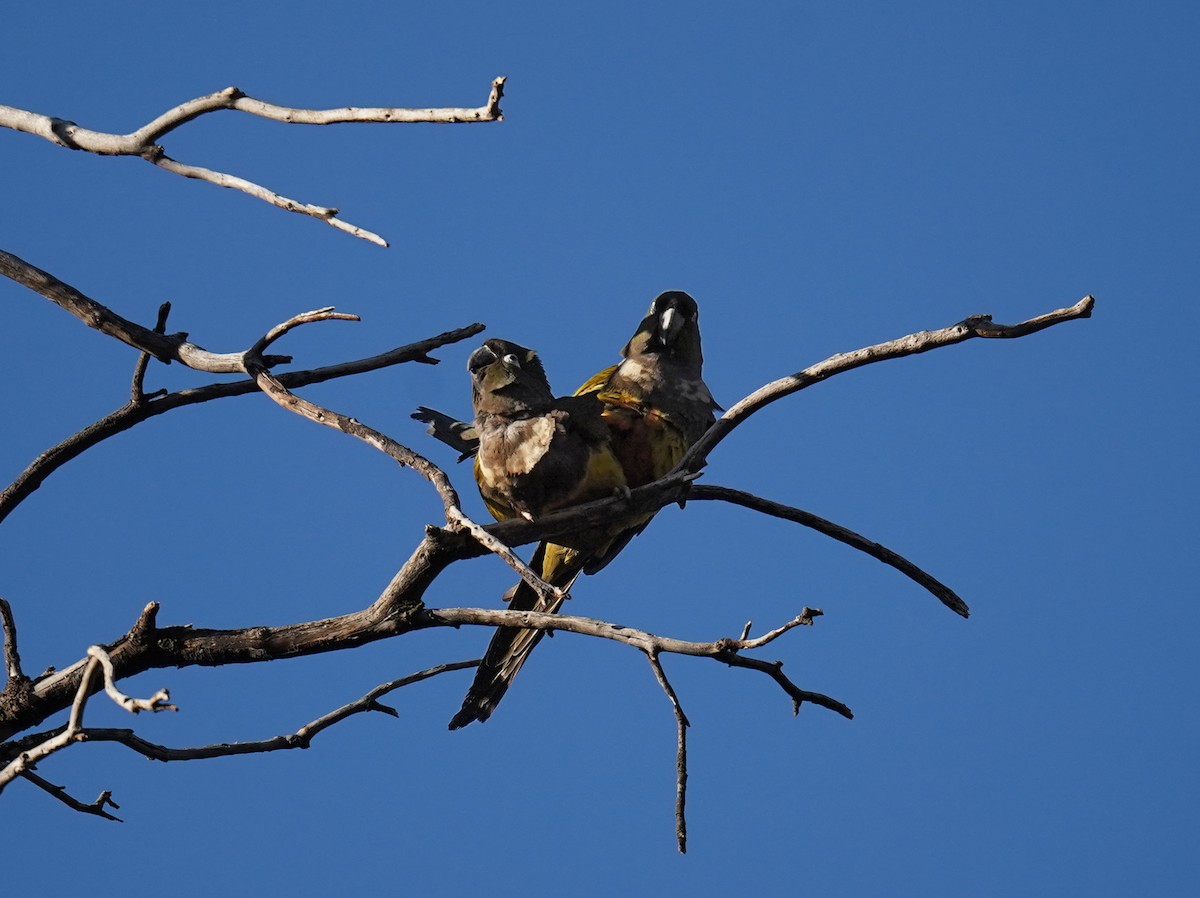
2;2;1197;894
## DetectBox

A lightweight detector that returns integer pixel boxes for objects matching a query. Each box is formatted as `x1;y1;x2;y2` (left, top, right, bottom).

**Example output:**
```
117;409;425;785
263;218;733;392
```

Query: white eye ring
502;353;520;368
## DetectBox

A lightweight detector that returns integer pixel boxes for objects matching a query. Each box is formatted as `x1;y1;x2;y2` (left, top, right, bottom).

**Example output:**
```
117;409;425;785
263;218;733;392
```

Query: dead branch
0;77;505;244
87;645;175;715
0;248;291;372
18;770;122;822
689;485;970;616
0;646;173;791
647;652;690;853
2;601;835;836
77;660;478;763
0;321;483;525
446;507;568;607
130;301;172;404
679;295;1095;472
0;598;25;686
427;606;851;718
242;309;461;516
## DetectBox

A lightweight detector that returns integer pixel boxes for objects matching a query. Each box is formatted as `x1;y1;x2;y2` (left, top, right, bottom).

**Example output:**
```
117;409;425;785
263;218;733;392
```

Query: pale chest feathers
475;411;620;521
478;416;558;483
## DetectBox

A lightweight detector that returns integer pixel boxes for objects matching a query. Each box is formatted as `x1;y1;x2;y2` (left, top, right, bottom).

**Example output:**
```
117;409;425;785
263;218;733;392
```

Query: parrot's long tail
448;543;584;729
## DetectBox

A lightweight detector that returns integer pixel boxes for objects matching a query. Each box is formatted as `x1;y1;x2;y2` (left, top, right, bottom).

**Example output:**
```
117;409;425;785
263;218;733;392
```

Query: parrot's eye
502;354;520;368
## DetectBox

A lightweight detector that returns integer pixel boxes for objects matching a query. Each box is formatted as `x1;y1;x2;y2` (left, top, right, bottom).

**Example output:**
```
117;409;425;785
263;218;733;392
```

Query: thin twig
130;301;172;404
19;770;122;822
248;306;360;357
78;660;478;762
691;485;970;617
242;310;460;516
86;646;175;715
647;652;690;853
0;598;25;684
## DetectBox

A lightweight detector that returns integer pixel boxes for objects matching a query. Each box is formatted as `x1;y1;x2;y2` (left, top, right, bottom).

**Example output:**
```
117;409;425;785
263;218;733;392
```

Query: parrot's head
623;290;704;372
469;339;552;415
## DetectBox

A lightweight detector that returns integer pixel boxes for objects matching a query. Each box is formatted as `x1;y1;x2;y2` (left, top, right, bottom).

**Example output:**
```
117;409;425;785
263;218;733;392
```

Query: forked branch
0;77;506;244
0;248;290;372
0;646;173;792
242;307;462;516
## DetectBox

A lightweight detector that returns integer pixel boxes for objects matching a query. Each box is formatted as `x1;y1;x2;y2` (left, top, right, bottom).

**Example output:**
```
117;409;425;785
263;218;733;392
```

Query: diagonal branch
0;77;506;244
19;770;123;822
0;248;290;372
242;308;461;516
689;485;970;617
446;507;568;607
679;296;1095;472
79;660;478;763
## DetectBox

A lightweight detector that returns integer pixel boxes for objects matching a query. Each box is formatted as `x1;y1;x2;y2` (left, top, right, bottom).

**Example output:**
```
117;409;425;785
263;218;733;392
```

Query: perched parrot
567;290;718;575
420;293;718;729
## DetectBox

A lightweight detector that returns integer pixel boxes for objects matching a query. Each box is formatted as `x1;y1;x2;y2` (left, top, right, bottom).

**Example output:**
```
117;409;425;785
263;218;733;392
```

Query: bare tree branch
19;770;123;822
0;643;178;792
647;652;690;853
0;598;25;686
689;485;970;616
77;660;478;763
0;318;484;525
87;646;176;715
242;309;462;516
0;77;506;244
427;606;851;717
2;603;835;834
0;657;100;790
0;248;290;372
679;296;1096;472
